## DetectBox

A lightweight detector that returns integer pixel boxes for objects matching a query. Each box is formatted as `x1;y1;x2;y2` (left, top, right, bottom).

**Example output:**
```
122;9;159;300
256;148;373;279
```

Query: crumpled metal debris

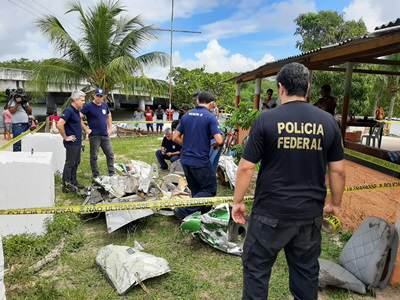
105;196;154;233
181;204;246;256
0;237;5;300
96;243;171;295
84;161;189;233
169;159;184;175
217;155;237;188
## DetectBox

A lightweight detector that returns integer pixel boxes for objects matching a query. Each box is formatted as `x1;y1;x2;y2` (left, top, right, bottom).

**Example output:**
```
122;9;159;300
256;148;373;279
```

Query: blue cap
95;88;104;96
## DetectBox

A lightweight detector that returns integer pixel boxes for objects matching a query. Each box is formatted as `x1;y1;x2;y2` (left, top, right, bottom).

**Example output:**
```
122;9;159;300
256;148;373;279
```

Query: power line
8;0;43;20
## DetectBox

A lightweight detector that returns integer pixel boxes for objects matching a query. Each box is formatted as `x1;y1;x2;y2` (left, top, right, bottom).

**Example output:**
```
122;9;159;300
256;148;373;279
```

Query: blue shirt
81;102;110;136
61;105;82;145
178;106;220;167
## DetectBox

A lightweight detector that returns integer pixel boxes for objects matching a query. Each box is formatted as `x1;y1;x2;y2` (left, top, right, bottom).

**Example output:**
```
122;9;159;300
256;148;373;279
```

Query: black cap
197;91;215;104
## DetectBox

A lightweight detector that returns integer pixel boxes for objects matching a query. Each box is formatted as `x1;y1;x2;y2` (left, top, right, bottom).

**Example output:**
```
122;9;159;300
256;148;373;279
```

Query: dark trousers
62;143;81;186
12;123;29;152
146;123;154;131
155;150;179;169
242;215;322;300
174;163;216;219
89;135;115;177
156;122;163;132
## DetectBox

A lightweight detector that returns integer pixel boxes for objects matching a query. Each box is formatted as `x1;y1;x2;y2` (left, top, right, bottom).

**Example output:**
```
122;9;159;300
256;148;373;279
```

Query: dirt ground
334;160;400;231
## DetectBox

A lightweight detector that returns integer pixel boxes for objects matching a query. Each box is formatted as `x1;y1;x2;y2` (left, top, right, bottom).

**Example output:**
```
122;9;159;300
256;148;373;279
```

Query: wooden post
341;62;354;139
235;83;241;107
254;78;261;109
306;70;313;102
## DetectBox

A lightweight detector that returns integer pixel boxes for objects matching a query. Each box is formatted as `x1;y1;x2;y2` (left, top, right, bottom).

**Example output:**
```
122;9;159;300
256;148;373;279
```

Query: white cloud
343;0;400;32
144;39;274;79
178;0;316;44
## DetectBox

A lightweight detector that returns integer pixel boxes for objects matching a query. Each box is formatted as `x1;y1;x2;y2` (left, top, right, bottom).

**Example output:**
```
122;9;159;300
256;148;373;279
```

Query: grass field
4;136;359;299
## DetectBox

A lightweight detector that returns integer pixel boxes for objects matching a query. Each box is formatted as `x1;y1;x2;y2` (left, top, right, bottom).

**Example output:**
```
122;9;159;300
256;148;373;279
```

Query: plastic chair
361;123;382;148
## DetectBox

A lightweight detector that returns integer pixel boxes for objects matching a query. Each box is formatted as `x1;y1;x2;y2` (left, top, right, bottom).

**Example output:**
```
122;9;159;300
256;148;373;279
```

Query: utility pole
153;0;201;109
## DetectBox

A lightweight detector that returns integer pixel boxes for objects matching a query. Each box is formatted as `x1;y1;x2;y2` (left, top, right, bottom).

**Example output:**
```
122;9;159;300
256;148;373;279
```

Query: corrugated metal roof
375;18;400;31
231;21;400;82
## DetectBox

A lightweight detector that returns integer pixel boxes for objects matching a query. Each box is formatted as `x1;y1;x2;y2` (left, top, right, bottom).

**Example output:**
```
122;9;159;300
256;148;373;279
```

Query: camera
6;88;29;105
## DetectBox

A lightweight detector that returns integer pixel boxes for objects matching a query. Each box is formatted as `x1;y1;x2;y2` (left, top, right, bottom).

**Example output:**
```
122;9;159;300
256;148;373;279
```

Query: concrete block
0;152;54;236
22;133;66;173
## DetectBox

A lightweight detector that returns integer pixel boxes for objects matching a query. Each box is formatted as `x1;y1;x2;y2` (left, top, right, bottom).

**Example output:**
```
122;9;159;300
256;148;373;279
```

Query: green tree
295;11;366;53
295;11;373;116
30;0;168;96
170;67;236;110
0;58;41;70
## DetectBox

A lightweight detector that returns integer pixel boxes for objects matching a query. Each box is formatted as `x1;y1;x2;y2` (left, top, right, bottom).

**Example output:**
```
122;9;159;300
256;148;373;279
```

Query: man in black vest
232;63;345;300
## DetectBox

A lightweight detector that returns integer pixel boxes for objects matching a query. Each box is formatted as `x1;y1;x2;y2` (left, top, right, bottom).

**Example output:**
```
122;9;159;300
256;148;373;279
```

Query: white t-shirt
8;100;29;123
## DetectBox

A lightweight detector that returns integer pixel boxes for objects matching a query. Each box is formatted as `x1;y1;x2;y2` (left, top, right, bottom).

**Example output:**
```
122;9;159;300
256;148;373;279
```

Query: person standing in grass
145;106;154;132
173;91;224;219
57;90;89;193
155;105;164;133
81;88;115;179
2;104;12;140
232;63;345;300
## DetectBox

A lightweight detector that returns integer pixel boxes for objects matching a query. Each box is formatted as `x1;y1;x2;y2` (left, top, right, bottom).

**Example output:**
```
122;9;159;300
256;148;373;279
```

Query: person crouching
155;128;181;170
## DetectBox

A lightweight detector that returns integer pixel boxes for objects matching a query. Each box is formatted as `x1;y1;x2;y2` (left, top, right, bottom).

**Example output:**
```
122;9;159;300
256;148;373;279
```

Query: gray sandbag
0;238;5;300
96;244;170;295
339;216;394;287
319;259;366;294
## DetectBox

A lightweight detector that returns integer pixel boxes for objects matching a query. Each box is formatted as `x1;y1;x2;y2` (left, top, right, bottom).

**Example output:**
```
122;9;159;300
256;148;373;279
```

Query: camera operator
7;90;32;152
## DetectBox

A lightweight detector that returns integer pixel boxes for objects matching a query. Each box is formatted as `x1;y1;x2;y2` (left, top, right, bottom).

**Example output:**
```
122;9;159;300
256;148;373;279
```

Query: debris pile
181;204;247;256
217;155;238;188
96;242;170;295
84;160;190;233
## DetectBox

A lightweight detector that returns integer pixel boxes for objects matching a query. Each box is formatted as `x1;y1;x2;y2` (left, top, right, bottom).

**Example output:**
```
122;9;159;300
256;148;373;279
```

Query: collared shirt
177;106;220;167
242;101;343;220
61;105;82;145
81;102;110;136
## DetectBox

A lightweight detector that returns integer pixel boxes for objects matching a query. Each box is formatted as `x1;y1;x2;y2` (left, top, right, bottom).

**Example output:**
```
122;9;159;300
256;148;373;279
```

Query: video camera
5;88;29;105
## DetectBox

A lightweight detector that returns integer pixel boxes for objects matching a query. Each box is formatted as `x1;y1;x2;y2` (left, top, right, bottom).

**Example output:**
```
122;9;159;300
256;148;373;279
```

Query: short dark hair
321;84;331;94
197;91;215;104
267;89;273;94
276;63;310;97
171;120;179;131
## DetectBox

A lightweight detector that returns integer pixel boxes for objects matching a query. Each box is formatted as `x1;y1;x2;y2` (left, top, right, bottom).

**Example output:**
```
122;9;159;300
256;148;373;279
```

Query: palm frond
112;15;144;46
28;59;85;95
36;15;90;68
136;51;169;68
116;25;156;56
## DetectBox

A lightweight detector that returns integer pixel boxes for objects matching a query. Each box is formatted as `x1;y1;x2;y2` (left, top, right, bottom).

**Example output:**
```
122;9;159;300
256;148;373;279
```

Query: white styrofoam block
0;152;54;236
0;238;5;300
21;133;66;173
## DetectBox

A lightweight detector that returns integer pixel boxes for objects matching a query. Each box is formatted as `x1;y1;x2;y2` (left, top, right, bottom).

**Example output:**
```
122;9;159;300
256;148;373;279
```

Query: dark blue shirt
61;105;82;145
81;102;110;136
177;106;220;167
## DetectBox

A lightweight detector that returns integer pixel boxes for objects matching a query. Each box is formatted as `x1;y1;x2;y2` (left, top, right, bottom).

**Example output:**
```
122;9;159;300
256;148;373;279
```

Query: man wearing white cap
57;90;89;193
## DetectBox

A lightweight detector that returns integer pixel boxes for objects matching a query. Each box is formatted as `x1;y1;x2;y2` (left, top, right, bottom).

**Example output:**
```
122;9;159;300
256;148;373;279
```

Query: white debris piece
0;152;54;236
96;244;170;295
218;155;238;187
0;237;5;300
21;133;66;173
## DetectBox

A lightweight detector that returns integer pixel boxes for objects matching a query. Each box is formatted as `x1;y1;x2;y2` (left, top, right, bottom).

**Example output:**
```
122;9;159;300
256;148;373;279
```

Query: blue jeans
209;146;222;173
174;163;216;219
12;123;29;152
155;150;179;170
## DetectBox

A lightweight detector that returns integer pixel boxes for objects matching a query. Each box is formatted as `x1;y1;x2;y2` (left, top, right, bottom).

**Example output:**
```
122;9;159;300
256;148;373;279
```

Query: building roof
232;22;400;83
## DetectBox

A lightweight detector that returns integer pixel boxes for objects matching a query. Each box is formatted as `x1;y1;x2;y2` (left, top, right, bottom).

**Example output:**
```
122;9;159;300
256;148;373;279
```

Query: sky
0;0;400;79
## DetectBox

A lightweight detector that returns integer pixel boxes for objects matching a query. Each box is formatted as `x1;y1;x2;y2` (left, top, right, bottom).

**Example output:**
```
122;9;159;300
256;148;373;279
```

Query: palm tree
30;0;168;98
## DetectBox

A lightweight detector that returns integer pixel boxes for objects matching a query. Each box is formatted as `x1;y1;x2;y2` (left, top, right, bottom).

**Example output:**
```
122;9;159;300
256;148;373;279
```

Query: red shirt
166;109;174;121
49;115;61;122
145;110;153;121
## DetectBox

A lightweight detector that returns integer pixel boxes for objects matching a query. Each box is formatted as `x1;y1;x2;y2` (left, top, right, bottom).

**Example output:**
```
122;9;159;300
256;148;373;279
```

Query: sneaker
62;183;78;194
75;182;85;189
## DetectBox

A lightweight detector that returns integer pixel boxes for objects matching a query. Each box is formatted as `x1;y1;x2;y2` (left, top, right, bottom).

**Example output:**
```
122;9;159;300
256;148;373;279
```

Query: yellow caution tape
0;181;399;215
322;215;341;233
344;148;400;173
113;120;172;125
377;120;400;125
0;121;46;151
